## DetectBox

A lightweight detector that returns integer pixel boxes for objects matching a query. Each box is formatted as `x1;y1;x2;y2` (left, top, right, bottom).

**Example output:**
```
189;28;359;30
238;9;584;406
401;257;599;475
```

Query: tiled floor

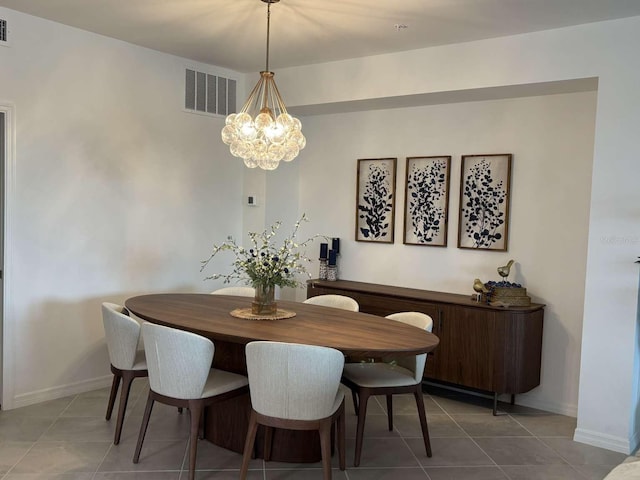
0;381;627;479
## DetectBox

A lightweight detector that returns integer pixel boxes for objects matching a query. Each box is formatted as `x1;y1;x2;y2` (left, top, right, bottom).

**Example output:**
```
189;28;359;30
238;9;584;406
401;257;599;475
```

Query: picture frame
403;156;451;246
355;158;397;243
458;154;512;251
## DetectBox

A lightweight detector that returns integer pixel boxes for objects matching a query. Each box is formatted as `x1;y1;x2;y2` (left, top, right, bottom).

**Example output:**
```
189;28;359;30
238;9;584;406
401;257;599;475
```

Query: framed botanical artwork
458;154;512;251
403;156;451;247
355;158;397;243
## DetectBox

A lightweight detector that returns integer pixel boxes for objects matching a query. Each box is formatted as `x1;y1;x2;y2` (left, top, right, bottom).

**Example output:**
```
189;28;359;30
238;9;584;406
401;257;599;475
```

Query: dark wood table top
125;293;439;357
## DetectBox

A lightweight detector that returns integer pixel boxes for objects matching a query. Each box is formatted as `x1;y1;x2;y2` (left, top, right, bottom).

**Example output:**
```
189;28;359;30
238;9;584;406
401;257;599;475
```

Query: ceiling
1;0;640;73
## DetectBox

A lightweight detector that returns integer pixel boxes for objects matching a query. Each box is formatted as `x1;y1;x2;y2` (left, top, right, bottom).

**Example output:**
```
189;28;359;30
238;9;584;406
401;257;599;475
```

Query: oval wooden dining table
125;293;440;462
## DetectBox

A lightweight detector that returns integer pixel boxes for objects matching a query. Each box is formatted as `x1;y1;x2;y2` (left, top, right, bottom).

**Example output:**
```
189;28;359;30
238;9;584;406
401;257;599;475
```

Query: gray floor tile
500;464;593;479
0;441;33;474
473;437;567;466
424;466;508;479
510;413;577;437
396;414;465;438
540;437;628;466
345;467;429;479
10;441;111;474
40;417;115;442
0;416;57;442
572;464;618;480
430;396;494;415
389;413;435;439
94;473;180;479
376;393;445;415
2;474;94;479
452;414;532;437
98;440;186;472
0;397;75;418
117;409;191;444
193;439;261;470
407;437;494;467
345;437;420;468
63;393;115;418
265;468;348;479
345;412;401;439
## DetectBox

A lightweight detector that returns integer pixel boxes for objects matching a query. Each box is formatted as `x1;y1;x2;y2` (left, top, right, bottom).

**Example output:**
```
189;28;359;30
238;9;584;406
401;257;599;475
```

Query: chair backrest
385;312;433;383
141;323;214;400
303;294;359;312
102;302;143;370
210;286;255;297
246;341;345;421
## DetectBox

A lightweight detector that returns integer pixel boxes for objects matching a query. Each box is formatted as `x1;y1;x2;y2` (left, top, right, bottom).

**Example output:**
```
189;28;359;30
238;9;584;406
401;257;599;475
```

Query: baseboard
9;375;112;410
574;427;635;455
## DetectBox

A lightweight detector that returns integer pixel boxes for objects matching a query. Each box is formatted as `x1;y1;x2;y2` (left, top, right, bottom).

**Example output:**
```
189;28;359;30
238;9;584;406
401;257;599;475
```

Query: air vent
185;68;236;117
0;19;7;44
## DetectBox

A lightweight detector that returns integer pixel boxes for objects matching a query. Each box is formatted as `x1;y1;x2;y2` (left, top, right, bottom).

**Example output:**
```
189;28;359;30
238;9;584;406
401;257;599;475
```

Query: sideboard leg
492;393;508;416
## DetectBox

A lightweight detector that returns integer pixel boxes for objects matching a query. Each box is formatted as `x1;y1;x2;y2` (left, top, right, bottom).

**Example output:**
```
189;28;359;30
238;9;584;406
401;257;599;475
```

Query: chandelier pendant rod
260;1;273;114
265;1;272;73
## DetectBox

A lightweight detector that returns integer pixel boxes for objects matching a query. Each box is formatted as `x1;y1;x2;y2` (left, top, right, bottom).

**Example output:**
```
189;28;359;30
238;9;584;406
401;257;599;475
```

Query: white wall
0;8;245;407
273;16;640;453
296;92;596;417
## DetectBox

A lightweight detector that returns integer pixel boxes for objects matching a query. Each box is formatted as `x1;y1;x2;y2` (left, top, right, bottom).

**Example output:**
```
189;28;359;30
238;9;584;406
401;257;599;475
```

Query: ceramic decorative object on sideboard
472;259;531;307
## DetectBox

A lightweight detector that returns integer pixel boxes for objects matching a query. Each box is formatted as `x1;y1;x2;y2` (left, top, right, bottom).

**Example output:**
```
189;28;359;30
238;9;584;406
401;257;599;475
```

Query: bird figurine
497;259;514;280
473;278;489;294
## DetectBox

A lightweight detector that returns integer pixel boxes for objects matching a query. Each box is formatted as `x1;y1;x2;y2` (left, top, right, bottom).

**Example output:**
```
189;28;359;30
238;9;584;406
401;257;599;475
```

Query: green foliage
201;214;316;289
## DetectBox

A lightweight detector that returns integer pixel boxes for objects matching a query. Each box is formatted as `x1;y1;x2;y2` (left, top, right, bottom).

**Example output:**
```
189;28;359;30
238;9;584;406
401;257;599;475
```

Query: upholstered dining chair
303;294;359;312
240;341;346;480
210;286;255;297
134;323;249;480
102;302;148;445
341;311;433;467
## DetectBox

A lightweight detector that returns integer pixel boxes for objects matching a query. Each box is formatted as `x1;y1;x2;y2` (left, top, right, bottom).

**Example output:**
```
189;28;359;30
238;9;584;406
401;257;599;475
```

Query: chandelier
221;0;305;170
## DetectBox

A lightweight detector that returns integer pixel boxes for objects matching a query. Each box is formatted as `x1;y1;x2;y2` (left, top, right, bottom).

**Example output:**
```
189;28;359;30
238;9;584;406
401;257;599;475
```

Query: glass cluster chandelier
221;0;305;170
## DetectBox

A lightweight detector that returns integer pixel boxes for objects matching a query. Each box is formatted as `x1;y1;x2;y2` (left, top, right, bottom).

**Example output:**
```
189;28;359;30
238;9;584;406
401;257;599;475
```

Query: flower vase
252;283;277;315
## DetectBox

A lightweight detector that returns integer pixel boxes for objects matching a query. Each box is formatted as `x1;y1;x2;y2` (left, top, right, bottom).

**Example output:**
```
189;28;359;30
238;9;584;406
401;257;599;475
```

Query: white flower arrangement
201;214;316;289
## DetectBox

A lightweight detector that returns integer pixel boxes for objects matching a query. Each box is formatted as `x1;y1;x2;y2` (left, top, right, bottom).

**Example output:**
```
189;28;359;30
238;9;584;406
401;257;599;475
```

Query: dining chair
134;323;249;480
303;294;359;312
341;311;433;467
210;286;255;297
101;302;148;445
240;341;346;480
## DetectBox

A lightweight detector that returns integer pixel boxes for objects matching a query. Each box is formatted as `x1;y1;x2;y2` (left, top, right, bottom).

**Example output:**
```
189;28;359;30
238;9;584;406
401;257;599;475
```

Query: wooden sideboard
307;279;544;414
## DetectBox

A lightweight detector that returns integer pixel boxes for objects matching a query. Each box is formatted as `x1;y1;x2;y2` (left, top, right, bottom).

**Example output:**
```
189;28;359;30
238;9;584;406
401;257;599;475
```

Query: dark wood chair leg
414;387;432;457
264;426;274;462
187;401;202;480
113;371;135;445
133;394;154;463
337;402;346;471
240;411;259;480
318;419;333;480
198;406;205;440
351;389;358;415
386;394;393;431
354;388;371;467
105;372;121;421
